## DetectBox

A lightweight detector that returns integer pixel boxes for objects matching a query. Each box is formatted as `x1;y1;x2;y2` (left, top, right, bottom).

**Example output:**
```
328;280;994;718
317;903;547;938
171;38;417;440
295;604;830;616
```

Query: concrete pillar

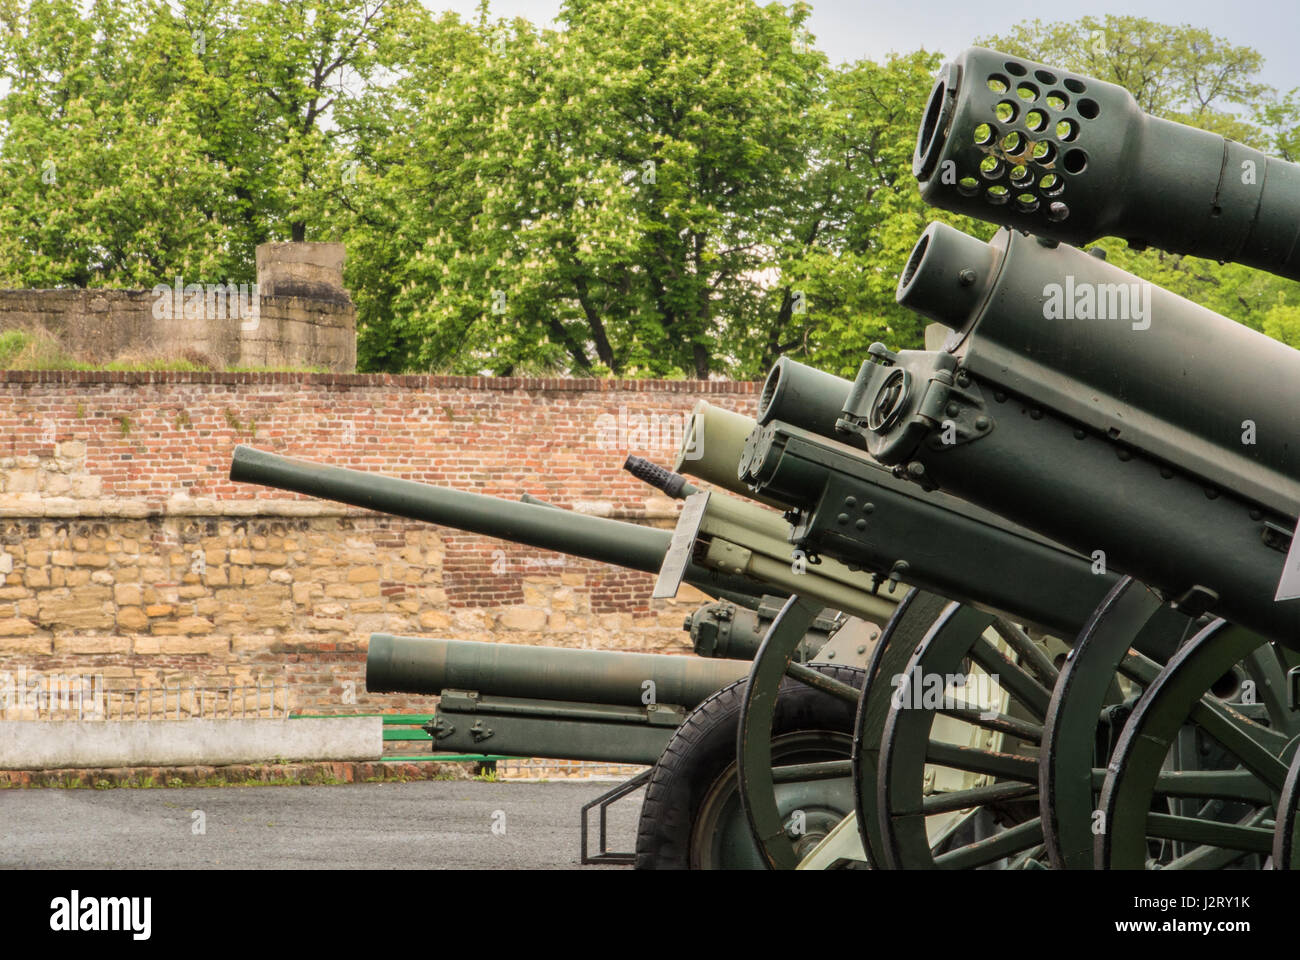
254;242;349;303
247;243;357;372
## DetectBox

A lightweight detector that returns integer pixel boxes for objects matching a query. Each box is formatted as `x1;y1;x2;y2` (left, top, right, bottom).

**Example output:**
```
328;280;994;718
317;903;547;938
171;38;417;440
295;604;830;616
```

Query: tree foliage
1;3;1296;375
0;0;414;287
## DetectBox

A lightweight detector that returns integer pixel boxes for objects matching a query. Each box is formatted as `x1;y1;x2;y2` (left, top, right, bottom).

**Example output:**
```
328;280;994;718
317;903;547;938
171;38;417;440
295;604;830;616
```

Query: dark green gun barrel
367;634;747;708
755;357;875;450
738;419;1118;639
913;47;1300;279
757;357;858;440
889;222;1300;517
831;224;1300;649
230;445;761;604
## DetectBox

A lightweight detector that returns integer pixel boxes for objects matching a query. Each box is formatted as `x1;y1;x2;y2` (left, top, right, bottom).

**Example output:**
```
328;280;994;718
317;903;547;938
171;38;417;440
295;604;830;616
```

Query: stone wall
0;242;355;372
0;371;760;717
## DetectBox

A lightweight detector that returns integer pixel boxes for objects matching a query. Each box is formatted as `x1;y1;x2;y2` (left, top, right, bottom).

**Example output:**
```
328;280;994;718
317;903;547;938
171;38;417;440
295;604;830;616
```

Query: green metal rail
288;712;515;763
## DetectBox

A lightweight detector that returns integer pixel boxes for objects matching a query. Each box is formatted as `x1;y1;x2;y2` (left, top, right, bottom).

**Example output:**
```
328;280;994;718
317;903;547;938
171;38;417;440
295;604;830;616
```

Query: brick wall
0;371;760;716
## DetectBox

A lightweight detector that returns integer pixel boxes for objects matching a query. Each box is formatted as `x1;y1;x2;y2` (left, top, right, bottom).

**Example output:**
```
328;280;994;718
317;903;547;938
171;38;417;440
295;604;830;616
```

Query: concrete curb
0;717;380;769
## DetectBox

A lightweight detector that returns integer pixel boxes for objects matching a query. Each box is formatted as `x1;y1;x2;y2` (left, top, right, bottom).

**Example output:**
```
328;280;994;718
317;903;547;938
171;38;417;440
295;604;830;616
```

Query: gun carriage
704;46;1300;870
229;45;1300;870
230;443;892;867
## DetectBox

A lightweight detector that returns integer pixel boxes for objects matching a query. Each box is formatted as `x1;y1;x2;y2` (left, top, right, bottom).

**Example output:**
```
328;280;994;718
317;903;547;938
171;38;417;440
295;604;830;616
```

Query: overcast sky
429;0;1299;94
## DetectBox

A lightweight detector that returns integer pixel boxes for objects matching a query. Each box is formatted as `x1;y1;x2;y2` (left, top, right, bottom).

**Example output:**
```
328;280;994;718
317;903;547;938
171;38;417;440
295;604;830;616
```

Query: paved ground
0;780;644;869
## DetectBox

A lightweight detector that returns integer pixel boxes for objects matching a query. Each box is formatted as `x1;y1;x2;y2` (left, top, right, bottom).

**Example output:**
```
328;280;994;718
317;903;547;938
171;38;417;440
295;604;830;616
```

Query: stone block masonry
0;371;760;719
0;242;355;371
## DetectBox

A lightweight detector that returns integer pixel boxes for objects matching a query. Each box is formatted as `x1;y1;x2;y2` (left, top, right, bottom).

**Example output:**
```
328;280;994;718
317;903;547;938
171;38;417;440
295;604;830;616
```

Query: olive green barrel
830;224;1300;649
755;358;858;449
229;445;762;603
367;634;748;708
672;401;786;508
757;357;856;440
893;223;1300;518
913;47;1300;280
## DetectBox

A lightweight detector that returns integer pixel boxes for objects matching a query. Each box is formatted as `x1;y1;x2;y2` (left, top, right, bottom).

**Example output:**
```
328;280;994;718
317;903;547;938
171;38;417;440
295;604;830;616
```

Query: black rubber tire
634;663;866;870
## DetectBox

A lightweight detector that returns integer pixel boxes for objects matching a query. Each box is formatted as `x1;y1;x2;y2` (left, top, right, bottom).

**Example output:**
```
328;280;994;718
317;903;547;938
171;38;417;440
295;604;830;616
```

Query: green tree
228;0;413;244
0;0;412;287
1256;89;1300;162
1264;302;1300;349
0;0;235;285
321;6;497;371
982;15;1267;141
349;0;831;378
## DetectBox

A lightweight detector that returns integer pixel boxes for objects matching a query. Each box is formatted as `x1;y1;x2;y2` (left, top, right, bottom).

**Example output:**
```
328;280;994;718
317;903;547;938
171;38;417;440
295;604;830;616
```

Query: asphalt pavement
0;779;643;870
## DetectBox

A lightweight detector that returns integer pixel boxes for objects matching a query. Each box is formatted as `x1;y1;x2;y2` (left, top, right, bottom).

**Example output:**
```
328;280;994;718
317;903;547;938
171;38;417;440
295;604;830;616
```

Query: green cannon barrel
673;401;786;509
830;224;1300;649
367;634;748;708
738;419;1118;640
757;357;857;440
230;445;762;604
891;222;1300;518
755;358;858;449
913;47;1300;279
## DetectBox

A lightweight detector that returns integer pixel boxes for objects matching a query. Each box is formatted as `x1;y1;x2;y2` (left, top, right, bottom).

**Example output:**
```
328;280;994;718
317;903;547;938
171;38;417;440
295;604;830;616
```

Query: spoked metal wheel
852;589;954;867
1096;619;1300;869
1275;749;1300;869
690;729;856;869
1040;577;1200;868
874;601;1059;868
635;661;866;870
735;595;869;869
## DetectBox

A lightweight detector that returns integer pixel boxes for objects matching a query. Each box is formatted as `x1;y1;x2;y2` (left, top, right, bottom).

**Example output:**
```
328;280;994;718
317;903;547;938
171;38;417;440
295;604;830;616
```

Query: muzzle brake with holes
914;46;1300;280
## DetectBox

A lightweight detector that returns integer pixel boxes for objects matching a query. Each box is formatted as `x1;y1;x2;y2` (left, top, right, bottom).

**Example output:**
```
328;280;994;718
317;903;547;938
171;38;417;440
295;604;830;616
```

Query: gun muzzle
914;46;1300;279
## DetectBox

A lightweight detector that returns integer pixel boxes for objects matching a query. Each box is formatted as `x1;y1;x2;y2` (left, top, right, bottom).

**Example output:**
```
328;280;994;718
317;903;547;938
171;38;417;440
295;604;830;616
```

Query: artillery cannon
366;634;747;764
737;211;1300;868
912;46;1300;280
666;399;1150;868
230;445;895;628
230;444;891;867
860;222;1300;868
